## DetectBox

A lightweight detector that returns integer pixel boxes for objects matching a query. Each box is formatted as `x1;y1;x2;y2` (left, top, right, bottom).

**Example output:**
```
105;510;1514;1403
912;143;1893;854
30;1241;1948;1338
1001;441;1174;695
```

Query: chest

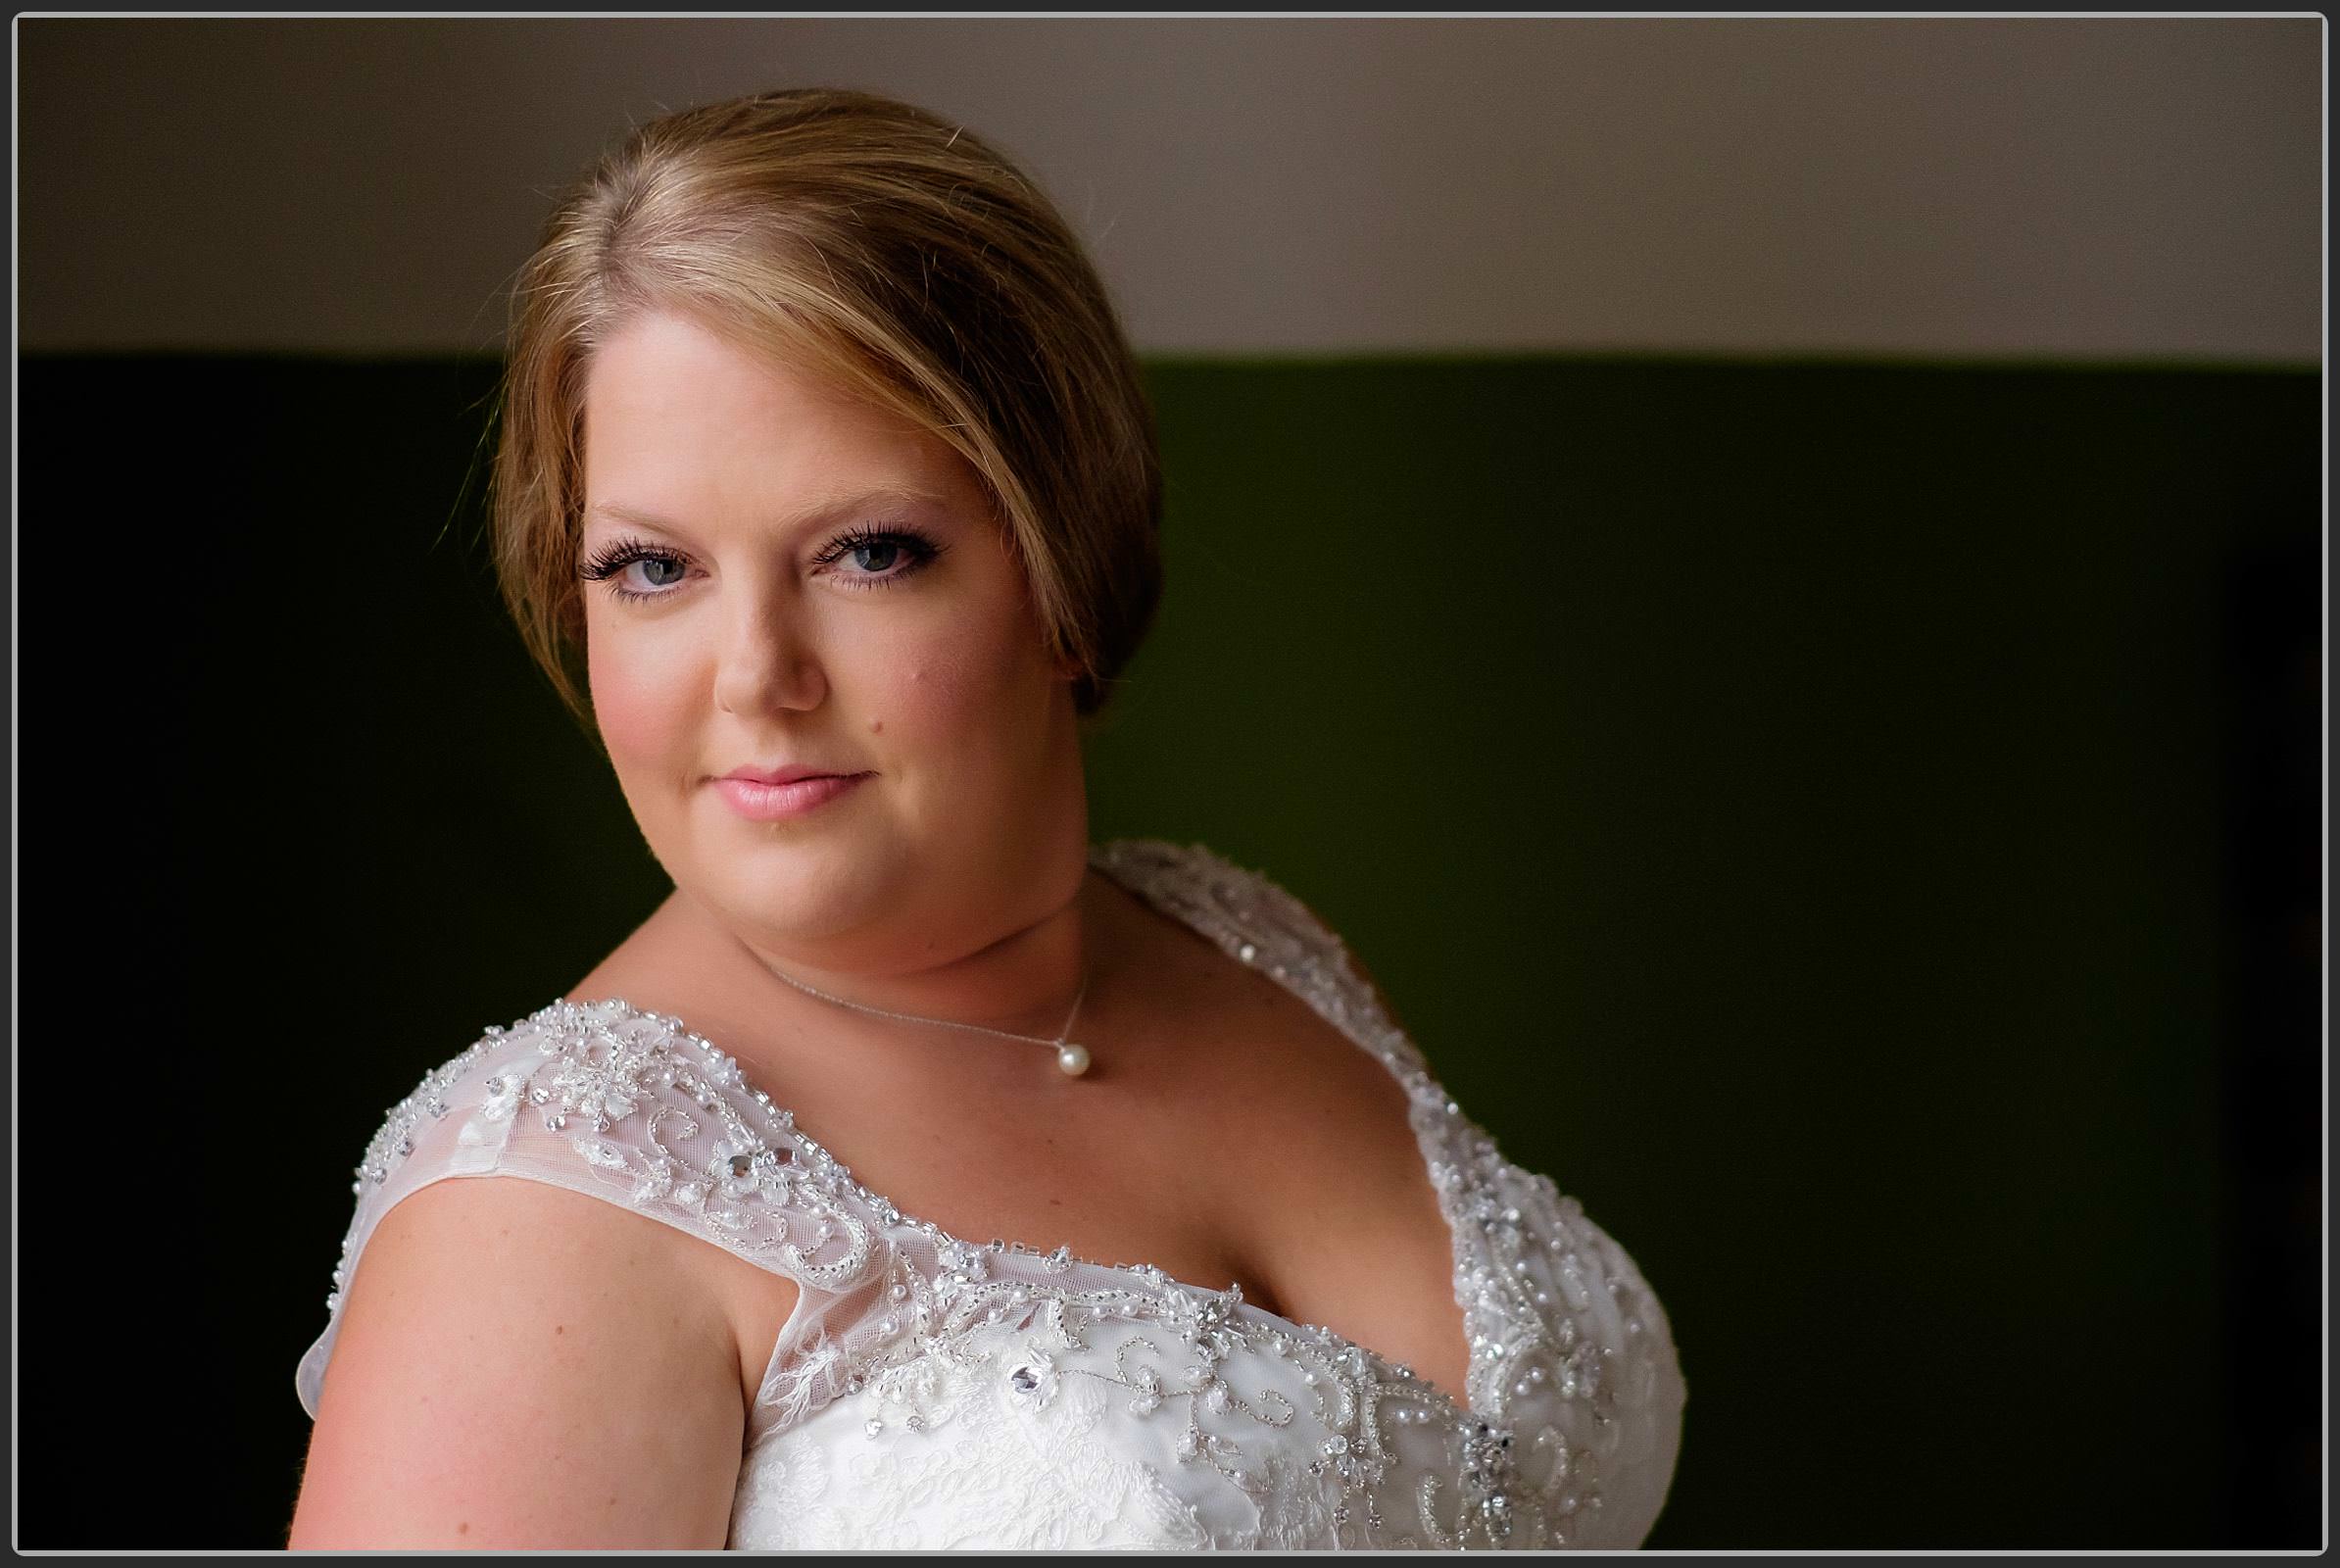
698;962;1473;1409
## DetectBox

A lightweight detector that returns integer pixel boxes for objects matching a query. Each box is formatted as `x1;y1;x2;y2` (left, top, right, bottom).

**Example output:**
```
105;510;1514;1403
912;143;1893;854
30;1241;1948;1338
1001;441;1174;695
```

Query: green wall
22;352;2317;1548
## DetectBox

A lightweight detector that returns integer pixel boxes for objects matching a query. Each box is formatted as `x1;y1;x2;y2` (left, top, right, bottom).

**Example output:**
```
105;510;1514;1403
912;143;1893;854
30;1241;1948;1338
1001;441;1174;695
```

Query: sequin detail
308;838;1682;1549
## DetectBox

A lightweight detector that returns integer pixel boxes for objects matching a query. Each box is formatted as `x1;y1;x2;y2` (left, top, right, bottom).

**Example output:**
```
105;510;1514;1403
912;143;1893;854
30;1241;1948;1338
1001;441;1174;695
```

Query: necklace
761;958;1096;1077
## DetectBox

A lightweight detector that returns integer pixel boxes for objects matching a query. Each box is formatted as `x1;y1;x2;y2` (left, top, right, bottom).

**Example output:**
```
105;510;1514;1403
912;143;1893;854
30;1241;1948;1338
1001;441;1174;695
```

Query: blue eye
576;539;694;603
576;526;948;603
813;527;945;590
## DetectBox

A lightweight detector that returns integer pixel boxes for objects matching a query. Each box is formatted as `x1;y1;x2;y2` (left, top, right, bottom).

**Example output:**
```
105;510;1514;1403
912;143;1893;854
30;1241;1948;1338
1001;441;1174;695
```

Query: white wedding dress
297;839;1686;1549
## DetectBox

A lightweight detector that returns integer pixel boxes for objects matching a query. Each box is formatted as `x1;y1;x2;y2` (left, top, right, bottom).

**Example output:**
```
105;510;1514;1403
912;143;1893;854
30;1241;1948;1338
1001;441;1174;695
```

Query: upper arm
287;1173;749;1549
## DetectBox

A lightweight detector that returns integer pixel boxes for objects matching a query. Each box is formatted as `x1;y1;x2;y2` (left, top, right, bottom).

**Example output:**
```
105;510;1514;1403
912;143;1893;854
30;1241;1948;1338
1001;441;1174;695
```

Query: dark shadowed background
17;15;2323;1552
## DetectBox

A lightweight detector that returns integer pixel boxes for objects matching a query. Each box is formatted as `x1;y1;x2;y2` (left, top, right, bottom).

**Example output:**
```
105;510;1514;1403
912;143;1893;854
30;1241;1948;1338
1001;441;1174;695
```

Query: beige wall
17;16;2322;362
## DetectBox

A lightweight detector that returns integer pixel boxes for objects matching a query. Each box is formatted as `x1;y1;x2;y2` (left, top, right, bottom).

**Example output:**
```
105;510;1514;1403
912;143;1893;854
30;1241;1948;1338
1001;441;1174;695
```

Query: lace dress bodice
296;839;1686;1549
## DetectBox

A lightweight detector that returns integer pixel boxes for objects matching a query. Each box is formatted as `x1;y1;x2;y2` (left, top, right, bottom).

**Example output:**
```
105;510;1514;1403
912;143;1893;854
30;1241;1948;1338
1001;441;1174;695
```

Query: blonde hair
489;86;1164;728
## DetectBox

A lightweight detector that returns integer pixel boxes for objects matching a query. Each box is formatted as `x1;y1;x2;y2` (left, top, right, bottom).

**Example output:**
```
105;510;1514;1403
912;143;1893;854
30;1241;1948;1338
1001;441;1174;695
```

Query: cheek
872;614;1039;742
586;623;693;780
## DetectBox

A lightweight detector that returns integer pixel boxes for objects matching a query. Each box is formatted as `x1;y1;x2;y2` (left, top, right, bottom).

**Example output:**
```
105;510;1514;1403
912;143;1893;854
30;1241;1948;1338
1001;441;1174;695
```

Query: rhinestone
1010;1366;1041;1394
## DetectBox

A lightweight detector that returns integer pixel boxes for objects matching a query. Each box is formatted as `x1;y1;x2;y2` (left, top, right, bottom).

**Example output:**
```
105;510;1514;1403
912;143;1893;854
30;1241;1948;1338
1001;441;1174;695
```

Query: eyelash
575;525;948;603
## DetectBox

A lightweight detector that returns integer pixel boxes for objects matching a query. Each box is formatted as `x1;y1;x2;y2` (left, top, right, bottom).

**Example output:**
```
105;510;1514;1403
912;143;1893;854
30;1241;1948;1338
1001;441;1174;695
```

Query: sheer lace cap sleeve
294;999;892;1420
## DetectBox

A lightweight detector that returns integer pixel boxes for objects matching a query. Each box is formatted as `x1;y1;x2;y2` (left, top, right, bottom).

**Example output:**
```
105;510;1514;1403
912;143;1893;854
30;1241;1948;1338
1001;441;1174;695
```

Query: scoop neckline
549;837;1481;1423
560;991;1480;1428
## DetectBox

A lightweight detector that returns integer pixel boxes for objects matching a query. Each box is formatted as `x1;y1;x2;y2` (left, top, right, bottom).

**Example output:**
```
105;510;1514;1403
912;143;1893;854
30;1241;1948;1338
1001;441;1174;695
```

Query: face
577;308;1088;967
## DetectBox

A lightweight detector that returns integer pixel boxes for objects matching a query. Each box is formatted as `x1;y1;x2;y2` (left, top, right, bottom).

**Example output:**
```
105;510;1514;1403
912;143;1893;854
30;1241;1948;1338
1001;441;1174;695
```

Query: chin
698;824;899;924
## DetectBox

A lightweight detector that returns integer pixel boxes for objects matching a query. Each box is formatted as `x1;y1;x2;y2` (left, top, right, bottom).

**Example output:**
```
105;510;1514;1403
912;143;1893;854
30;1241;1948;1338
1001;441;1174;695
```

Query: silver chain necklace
761;959;1096;1077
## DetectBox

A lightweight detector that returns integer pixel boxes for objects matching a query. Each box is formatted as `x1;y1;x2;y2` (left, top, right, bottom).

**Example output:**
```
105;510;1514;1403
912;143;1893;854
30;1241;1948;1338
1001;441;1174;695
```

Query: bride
286;85;1684;1550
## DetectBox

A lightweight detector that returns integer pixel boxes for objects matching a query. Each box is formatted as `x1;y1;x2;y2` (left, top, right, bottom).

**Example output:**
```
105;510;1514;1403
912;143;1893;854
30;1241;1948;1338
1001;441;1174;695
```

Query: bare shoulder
288;1173;748;1549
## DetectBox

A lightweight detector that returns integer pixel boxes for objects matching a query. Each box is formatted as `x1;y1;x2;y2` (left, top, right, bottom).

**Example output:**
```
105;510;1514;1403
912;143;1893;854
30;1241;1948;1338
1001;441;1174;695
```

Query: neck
705;860;1099;1047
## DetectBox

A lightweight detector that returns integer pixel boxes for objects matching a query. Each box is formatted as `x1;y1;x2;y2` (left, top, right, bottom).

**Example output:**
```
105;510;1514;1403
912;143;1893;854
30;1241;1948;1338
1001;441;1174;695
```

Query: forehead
580;311;967;519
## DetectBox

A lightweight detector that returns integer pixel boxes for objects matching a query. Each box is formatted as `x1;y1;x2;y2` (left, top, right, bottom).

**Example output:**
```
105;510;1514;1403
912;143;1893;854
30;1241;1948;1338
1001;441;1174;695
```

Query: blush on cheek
587;633;696;791
889;656;986;733
885;637;1053;776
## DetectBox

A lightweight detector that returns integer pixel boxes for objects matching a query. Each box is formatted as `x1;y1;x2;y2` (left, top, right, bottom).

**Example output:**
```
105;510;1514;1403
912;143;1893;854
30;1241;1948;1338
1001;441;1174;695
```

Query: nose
712;589;827;716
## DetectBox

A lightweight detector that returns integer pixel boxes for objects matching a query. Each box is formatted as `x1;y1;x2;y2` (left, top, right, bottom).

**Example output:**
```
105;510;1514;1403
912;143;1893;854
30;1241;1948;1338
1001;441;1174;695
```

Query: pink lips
711;771;872;821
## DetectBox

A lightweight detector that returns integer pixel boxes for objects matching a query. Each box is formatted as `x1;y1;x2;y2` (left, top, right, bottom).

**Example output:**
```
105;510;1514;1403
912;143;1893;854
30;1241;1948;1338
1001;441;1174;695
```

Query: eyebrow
583;485;952;537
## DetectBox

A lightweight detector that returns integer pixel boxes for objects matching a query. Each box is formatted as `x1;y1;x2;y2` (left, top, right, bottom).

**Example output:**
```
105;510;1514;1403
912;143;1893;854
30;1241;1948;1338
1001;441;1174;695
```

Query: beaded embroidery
308;839;1680;1549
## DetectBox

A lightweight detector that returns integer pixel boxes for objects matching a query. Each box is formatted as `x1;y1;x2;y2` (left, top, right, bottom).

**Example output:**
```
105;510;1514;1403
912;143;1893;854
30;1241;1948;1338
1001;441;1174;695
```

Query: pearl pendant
1055;1044;1092;1077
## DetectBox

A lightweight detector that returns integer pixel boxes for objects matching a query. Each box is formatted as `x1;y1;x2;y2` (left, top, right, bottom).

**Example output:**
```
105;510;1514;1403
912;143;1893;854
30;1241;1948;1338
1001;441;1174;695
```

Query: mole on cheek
869;717;883;733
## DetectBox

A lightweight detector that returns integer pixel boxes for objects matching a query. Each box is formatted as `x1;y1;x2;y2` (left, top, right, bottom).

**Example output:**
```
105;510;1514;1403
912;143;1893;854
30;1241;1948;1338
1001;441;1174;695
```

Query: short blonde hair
489;86;1164;727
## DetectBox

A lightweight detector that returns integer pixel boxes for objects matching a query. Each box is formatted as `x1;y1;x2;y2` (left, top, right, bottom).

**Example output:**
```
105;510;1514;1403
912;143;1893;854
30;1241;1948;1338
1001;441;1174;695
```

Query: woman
287;86;1684;1550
